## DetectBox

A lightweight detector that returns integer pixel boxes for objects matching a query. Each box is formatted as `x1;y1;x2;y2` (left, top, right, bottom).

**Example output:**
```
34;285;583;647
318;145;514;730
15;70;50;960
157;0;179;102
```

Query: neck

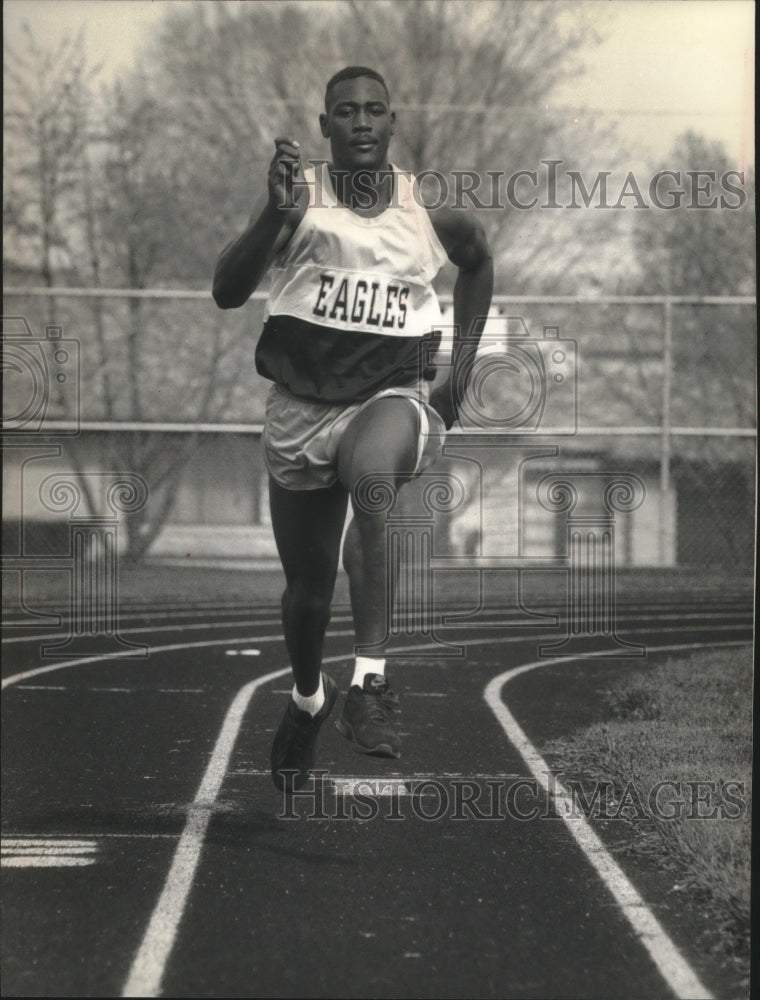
330;163;394;215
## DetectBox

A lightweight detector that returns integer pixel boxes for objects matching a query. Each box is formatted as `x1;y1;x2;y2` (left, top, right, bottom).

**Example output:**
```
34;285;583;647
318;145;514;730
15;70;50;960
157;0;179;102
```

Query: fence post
660;298;674;566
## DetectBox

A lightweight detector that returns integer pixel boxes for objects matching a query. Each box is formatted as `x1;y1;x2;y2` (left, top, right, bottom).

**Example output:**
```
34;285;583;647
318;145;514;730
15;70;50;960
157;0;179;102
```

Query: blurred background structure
3;1;756;577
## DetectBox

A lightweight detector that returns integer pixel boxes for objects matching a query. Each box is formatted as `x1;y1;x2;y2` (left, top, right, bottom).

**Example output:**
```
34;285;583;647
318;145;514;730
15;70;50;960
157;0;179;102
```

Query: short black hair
324;66;390;111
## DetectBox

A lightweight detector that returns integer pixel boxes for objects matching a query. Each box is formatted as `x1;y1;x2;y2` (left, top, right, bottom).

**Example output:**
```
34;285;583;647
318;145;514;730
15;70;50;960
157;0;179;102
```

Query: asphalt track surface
1;585;753;999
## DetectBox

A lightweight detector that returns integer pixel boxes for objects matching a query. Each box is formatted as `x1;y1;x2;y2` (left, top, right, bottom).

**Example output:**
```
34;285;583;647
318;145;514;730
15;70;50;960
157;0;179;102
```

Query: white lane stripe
242;773;524;794
121;665;291;998
2;845;97;855
14;685;68;691
2;600;749;633
328;777;453;796
1;615;353;645
4;607;751;645
15;686;208;694
331;778;411;796
0;630;355;690
484;641;728;1000
2;838;97;847
1;604;290;627
1;836;100;868
122;635;747;998
3;621;749;693
4;833;177;841
2;856;96;868
125;634;464;997
270;688;447;697
237;770;524;780
1;621;276;646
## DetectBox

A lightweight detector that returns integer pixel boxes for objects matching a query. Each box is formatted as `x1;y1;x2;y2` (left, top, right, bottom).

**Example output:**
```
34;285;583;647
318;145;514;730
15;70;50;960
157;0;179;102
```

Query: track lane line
483;640;750;1000
120;634;748;997
0;631;354;690
1;614;357;645
123;636;486;997
4;596;751;640
121;663;291;998
3;621;749;691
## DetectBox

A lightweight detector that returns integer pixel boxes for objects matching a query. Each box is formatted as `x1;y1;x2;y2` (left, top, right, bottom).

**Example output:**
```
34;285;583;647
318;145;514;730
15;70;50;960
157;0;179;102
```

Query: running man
213;66;493;792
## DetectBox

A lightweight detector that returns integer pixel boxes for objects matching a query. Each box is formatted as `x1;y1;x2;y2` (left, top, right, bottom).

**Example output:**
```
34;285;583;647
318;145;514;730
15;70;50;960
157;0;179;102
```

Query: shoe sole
335;717;401;759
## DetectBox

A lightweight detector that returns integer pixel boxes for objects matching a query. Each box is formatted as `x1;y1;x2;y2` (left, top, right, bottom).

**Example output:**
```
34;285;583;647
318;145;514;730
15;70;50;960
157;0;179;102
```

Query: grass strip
543;646;752;981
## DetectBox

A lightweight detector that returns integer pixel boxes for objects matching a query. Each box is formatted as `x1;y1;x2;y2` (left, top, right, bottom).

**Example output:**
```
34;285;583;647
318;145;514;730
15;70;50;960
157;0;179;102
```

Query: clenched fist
268;136;303;211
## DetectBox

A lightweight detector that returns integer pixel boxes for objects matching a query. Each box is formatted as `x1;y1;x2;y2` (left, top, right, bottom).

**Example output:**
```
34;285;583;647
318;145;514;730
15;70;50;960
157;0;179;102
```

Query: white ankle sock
292;677;325;717
351;656;386;688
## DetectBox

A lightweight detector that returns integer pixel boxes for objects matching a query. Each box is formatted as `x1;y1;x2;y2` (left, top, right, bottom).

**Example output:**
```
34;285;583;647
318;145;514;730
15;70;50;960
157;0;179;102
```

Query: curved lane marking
3;608;751;645
121;664;291;998
2;614;356;645
483;640;751;1000
122;635;748;997
0;631;354;690
2;621;748;691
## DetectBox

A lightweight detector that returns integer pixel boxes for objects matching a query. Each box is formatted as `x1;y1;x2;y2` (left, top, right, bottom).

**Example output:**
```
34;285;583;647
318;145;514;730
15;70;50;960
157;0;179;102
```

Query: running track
1;589;753;998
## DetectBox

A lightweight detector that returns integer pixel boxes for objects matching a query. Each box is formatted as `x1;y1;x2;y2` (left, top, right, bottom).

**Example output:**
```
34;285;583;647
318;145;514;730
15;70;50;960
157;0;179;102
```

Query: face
320;76;395;172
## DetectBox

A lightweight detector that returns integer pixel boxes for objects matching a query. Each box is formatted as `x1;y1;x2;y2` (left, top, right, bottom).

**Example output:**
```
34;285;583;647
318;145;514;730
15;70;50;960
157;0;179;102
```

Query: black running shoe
270;674;338;793
336;673;401;758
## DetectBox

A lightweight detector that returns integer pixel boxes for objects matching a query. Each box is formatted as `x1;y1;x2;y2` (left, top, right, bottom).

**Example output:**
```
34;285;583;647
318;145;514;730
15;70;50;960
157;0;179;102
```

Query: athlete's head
324;66;390;111
320;66;395;172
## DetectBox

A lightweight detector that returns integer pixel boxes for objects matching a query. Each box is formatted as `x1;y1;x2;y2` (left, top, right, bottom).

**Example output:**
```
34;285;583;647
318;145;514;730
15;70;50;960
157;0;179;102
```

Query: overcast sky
3;0;755;167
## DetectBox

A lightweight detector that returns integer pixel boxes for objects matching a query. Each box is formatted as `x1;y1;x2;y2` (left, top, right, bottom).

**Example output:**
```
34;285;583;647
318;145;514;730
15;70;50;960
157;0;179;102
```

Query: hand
429;382;457;430
268;136;302;211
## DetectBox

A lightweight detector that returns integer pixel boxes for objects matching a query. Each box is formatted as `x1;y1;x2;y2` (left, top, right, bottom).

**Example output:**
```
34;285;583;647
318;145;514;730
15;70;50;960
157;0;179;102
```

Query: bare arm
429;208;494;428
212;137;307;309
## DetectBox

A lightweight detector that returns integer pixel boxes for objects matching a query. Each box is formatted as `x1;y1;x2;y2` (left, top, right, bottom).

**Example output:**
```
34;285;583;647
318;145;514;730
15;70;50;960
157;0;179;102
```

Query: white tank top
256;161;449;403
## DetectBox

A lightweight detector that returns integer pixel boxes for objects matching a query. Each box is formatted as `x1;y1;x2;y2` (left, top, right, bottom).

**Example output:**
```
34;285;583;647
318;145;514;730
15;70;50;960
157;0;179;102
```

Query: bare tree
141;0;618;292
69;76;258;563
4;26;93;314
4;26;106;525
628;133;755;430
579;133;756;565
4;27;257;563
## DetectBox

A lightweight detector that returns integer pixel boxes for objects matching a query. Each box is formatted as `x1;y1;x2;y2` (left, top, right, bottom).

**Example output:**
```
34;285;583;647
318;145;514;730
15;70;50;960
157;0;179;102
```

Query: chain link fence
3;288;756;579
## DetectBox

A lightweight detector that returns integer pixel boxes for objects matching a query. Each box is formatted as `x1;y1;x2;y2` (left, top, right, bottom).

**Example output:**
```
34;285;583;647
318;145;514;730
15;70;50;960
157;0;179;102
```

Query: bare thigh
337;396;420;499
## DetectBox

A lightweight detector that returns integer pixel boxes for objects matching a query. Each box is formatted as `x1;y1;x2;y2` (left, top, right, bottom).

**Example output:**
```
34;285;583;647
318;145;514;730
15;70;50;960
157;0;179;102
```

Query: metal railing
3;287;756;572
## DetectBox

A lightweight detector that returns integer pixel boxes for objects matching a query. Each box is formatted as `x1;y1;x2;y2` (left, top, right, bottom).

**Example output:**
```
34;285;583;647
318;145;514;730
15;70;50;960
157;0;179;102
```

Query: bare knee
342;504;390;586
